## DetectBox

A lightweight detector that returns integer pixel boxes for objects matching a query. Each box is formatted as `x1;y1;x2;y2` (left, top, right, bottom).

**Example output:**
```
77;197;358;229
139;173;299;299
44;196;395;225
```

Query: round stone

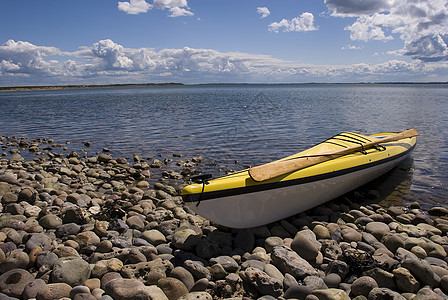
0;268;34;298
291;232;320;260
264;237;283;253
39;214;63;229
0;250;29;273
141;229;167;246
365;222;390;240
351;276;378;297
157;277;189;300
52;256;91;287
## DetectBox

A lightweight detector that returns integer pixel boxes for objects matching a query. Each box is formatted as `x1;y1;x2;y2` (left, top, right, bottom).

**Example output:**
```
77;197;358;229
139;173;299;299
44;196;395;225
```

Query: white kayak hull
185;152;408;228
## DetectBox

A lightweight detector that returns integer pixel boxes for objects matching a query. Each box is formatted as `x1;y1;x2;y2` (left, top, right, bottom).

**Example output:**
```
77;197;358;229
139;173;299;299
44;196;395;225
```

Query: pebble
52;256;91;287
1;136;448;299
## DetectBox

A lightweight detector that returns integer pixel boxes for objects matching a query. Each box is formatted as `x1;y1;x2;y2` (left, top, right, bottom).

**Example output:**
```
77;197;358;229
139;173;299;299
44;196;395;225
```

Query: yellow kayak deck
182;132;416;202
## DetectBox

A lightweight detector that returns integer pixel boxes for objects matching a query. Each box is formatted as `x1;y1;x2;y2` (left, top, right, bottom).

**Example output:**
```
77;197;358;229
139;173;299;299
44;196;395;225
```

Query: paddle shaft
248;129;419;182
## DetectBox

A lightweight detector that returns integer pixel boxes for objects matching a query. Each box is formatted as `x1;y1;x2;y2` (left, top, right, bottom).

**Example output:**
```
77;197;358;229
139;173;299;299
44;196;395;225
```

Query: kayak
182;131;417;228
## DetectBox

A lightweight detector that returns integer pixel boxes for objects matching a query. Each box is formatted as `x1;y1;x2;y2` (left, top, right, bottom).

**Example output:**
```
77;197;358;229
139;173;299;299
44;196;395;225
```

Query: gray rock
25;233;53;252
351;276;378;297
392;267;419;293
0;250;29;273
126;215;144;230
283;273;298;291
0;268;34;298
170;266;195;291
39;214;62;229
401;257;439;287
141;229;166;246
327;260;349;280
242;259;266;271
36;282;72;300
365;222;390;240
23;279;47;300
70;285;91;298
172;229;200;251
362;268;396;290
283;285;312;300
177;292;212;300
323;273;341;288
240;267;283;297
264;264;284;282
414;287;444;300
341;227;362;242
271;245;317;280
121;258;173;285
311;288;350;300
105;278;168;300
304;276;327;290
291;231;320;260
190;278;209;292
56;223;81;237
184;260;211;280
52;256;91;287
209;256;239;273
36;251;58;268
264;236;283;253
320;240;343;260
367;287;406;300
157;277;189;300
382;233;405;253
0;173;18;185
1;192;18;204
75;231;101;248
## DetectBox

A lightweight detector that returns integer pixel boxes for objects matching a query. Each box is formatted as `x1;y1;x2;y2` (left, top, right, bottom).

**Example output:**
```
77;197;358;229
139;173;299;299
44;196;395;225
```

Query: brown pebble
28;246;43;268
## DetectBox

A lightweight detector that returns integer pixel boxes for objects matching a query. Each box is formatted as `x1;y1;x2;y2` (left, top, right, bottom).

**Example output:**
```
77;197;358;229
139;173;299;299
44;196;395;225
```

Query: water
1;84;447;209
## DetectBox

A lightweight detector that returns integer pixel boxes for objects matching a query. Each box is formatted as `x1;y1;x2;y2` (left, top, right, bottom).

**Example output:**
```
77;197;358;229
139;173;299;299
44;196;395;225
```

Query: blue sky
1;0;448;86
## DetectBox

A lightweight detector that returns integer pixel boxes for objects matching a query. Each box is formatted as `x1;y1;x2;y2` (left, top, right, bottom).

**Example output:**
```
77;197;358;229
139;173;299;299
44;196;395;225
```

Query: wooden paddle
248;129;419;182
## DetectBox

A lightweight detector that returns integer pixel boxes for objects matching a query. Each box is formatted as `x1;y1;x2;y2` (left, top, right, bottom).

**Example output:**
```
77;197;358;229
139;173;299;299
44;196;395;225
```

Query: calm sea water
1;84;447;209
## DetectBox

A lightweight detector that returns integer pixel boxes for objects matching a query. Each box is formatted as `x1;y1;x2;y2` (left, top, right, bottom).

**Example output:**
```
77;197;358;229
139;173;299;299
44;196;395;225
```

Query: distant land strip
1;82;448;92
0;83;184;92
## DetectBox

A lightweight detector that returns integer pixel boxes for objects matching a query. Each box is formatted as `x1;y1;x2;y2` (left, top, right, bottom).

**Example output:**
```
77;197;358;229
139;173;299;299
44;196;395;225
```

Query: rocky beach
1;135;448;300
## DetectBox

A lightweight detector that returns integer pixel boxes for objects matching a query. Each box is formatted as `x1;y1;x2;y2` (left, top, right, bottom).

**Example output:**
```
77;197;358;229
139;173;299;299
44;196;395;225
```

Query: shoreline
0;83;184;92
1;135;448;299
1;82;448;92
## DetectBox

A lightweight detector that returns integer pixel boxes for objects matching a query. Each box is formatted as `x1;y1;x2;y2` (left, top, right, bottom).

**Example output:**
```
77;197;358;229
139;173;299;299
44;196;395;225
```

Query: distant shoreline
1;81;447;92
0;83;184;92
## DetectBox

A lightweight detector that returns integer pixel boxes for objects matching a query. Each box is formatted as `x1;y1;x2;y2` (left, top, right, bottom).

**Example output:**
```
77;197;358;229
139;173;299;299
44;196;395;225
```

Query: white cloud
257;7;270;19
268;12;318;33
119;0;194;17
341;44;363;50
118;0;152;15
168;6;193;17
2;39;448;85
325;0;448;61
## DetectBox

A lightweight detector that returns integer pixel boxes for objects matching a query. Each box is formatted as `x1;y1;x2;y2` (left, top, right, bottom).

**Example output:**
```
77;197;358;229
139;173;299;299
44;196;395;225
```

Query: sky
1;0;448;86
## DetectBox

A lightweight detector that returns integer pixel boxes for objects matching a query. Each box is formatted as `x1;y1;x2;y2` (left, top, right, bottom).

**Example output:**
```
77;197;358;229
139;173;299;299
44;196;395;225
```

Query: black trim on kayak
182;143;415;203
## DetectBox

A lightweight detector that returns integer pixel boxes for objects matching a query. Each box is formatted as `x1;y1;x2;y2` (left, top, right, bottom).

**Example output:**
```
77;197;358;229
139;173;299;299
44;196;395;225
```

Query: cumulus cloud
325;0;448;61
324;0;392;16
118;0;193;16
0;40;65;76
268;12;317;33
1;39;448;85
257;7;270;19
118;0;152;15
